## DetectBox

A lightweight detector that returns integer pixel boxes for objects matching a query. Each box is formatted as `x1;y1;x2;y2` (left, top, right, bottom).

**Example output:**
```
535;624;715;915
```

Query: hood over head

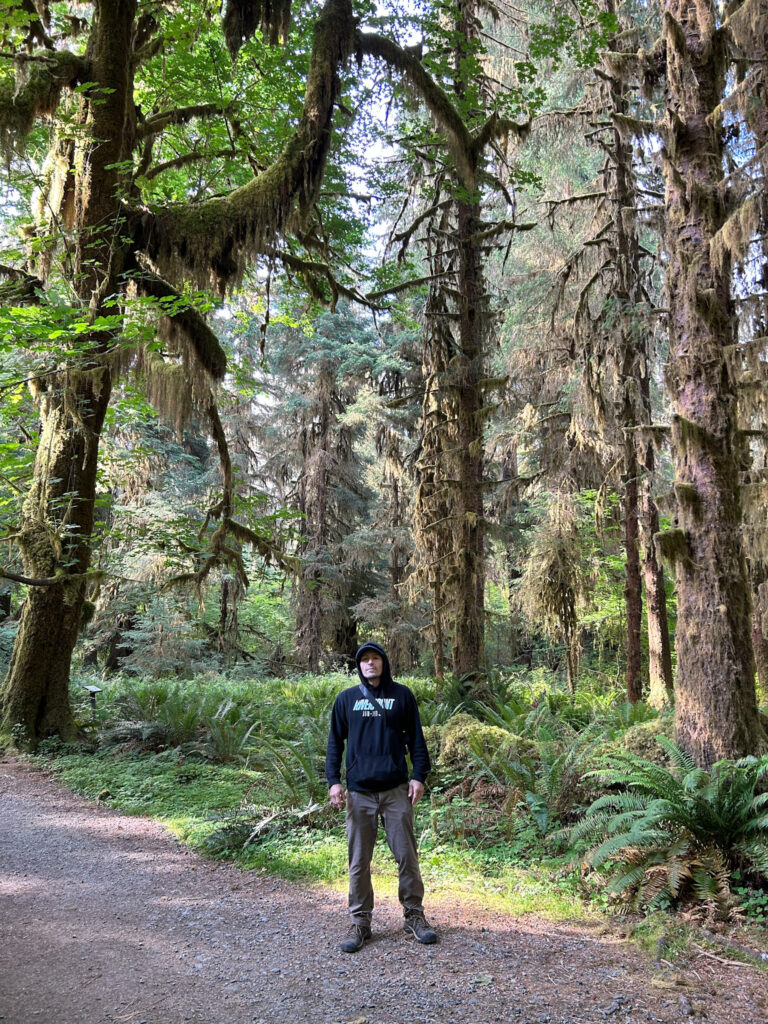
355;641;393;689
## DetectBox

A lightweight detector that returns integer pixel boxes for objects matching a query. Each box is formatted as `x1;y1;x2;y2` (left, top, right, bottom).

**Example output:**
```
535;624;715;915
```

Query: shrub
469;723;603;834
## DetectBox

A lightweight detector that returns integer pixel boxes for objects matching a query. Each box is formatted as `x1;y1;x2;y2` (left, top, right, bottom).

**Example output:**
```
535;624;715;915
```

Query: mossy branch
0;264;44;304
164;392;295;596
135;0;356;293
275;249;370;309
135;272;227;381
0;567;64;587
136;103;231;140
471;112;530;158
356;30;476;188
612;112;659;143
142;148;236;182
0;49;84;157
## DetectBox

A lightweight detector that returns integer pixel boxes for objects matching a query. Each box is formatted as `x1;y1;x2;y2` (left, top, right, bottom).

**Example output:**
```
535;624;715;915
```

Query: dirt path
1;757;765;1024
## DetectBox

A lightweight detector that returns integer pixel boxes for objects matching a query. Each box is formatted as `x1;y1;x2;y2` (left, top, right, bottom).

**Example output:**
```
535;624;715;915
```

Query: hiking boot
341;923;371;953
403;911;437;944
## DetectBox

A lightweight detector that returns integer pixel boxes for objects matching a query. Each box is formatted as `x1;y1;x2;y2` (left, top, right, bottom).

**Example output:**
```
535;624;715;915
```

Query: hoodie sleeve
404;688;431;784
325;692;348;788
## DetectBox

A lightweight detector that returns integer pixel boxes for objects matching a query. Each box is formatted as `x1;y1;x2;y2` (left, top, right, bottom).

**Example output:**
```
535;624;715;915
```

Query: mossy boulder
618;714;674;762
422;724;442;764
433;713;535;774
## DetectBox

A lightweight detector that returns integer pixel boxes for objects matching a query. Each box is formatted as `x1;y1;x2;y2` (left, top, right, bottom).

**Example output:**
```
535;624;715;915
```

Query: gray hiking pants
346;783;425;925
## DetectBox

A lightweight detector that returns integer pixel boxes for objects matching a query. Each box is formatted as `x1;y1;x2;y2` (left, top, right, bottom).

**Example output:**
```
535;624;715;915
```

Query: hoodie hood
355;641;393;689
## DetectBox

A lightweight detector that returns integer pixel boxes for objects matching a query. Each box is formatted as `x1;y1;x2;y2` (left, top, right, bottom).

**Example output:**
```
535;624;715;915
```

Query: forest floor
1;757;767;1024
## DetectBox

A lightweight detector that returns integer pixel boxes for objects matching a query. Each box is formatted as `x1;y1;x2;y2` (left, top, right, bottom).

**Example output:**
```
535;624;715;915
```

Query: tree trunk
1;0;135;743
451;196;486;680
640;478;674;708
750;571;768;706
601;5;660;705
660;0;764;764
623;471;643;702
294;370;331;671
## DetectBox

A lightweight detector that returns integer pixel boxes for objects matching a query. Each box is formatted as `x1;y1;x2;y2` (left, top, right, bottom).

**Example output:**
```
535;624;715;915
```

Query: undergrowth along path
1;757;766;1024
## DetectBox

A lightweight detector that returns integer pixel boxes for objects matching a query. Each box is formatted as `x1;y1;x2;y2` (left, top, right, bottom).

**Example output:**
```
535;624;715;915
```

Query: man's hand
408;780;424;806
329;783;346;809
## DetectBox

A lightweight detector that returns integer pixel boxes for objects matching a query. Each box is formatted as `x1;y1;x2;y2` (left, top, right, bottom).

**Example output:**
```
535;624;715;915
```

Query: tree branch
143;148;237;181
472;112;530;157
134;270;227;380
1;567;65;587
356;30;476;188
0;264;44;304
134;0;357;294
0;50;84;153
136;103;230;139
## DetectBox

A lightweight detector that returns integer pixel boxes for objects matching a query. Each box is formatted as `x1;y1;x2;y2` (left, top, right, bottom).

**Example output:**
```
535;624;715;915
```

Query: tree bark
623;472;643;703
659;0;764;763
601;0;670;704
639;441;674;708
451;196;486;680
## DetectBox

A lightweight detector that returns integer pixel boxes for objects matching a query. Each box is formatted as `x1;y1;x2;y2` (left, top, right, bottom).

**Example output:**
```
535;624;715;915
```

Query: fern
568;741;768;917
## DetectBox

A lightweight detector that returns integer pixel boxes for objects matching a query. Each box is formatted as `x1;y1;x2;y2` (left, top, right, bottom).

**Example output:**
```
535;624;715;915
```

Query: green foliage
200;698;259;762
569;740;768;918
733;876;768;925
529;2;619;70
468;722;602;835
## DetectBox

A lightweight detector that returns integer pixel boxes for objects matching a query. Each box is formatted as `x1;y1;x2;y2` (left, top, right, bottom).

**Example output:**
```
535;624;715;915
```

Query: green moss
655;528;691;569
437;713;534;772
619;715;674;761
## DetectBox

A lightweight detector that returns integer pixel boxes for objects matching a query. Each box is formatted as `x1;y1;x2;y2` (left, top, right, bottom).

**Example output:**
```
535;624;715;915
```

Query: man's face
359;650;384;686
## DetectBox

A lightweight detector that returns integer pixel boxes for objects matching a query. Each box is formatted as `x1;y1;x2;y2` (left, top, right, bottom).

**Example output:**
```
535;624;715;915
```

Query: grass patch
37;748;263;850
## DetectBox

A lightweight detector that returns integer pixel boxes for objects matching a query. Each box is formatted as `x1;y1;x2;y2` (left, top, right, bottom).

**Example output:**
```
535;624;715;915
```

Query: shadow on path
1;758;765;1024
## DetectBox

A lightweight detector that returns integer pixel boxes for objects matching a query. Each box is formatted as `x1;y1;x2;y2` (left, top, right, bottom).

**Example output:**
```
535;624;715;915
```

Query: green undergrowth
35;747;260;848
37;740;588;920
26;665;768;937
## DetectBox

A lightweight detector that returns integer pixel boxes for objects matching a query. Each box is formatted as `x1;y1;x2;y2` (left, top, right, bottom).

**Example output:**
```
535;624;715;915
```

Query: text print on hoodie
325;642;431;793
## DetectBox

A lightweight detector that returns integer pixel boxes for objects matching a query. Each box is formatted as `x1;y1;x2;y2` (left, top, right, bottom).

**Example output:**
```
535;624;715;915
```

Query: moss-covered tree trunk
0;0;136;743
640;457;674;708
623;472;643;702
603;2;672;704
660;0;764;764
295;379;331;673
451;196;486;679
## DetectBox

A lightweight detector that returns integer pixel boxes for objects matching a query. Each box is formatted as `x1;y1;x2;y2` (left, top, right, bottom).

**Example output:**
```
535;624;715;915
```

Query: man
326;641;437;953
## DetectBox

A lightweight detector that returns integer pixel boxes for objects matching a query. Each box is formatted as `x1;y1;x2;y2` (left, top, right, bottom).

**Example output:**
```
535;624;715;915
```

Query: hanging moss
729;0;766;48
0;51;83;161
222;0;292;53
141;351;194;437
612;112;658;143
673;480;702;515
710;194;761;274
136;273;227;381
672;414;723;455
655;528;692;570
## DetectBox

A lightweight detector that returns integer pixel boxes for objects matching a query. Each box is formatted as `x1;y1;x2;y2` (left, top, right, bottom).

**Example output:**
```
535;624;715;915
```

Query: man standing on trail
326;641;437;953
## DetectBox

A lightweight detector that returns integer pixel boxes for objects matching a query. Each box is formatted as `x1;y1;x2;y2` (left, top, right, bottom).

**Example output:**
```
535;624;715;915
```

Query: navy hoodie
325;642;431;793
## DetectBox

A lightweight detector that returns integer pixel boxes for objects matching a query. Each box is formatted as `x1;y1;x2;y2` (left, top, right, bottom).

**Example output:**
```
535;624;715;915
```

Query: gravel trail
1;757;766;1024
